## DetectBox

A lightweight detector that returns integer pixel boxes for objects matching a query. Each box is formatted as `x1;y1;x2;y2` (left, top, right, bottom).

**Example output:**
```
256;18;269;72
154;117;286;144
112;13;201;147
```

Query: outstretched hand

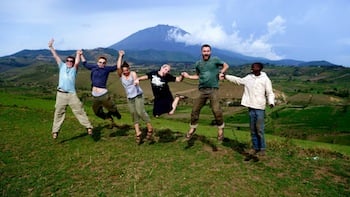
77;49;83;55
48;38;54;48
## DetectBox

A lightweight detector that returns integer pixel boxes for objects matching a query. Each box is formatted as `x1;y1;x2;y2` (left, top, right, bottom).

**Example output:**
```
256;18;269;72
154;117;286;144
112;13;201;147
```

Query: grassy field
1;91;349;196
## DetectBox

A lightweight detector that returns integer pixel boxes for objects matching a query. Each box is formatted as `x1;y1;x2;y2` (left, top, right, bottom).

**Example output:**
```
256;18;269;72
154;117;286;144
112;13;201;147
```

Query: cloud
171;15;286;60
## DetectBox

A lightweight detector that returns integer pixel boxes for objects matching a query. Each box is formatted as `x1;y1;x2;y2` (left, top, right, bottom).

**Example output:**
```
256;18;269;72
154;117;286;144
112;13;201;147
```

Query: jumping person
117;50;154;144
48;38;93;139
81;52;121;128
181;44;229;143
138;64;186;117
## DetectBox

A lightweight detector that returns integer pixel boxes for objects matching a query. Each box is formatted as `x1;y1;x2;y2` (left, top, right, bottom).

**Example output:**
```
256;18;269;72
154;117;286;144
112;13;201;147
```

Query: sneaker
248;149;259;155
109;111;121;120
52;132;58;139
87;128;93;135
107;117;115;129
257;150;266;156
114;110;122;119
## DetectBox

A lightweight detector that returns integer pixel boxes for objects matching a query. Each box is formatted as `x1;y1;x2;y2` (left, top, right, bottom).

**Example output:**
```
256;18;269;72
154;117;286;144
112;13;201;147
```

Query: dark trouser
249;108;266;151
92;93;121;120
190;88;224;128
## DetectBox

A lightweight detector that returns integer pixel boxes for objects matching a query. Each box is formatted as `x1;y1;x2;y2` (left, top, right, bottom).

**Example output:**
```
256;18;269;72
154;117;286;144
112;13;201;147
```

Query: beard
202;54;211;61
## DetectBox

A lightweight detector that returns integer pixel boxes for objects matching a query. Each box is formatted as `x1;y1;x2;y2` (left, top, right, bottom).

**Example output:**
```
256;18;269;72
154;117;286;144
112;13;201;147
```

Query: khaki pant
127;94;150;124
92;93;120;120
190;88;224;128
52;91;93;133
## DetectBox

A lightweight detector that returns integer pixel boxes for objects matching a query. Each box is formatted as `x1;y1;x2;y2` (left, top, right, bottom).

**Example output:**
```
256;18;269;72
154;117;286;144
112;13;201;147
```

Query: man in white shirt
222;62;275;159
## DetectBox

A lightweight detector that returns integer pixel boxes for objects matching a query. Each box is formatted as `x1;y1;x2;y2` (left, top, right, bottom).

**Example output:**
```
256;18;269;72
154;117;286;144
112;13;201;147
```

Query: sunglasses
66;59;74;63
98;61;106;64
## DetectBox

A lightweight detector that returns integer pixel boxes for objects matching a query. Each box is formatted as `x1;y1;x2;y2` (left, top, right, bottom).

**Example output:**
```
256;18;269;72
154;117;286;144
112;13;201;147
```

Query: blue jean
249;108;266;151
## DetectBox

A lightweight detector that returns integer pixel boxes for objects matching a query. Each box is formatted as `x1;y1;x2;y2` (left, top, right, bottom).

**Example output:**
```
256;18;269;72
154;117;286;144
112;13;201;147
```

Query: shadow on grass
110;124;132;137
182;131;258;161
156;128;184;143
58;123;132;143
59;132;89;144
221;137;259;162
184;134;219;152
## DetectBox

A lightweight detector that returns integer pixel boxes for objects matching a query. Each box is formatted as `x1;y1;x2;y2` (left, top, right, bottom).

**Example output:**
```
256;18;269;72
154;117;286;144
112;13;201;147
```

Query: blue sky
1;0;350;66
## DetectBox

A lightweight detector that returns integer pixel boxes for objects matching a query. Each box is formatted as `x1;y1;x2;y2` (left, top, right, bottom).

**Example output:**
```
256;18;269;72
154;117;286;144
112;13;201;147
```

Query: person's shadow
184;130;255;161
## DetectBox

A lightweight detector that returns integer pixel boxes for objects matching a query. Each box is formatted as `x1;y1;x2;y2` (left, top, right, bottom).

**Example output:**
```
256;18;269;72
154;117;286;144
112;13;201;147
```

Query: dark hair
251;62;264;70
121;61;130;68
97;56;107;62
66;56;75;63
201;44;211;50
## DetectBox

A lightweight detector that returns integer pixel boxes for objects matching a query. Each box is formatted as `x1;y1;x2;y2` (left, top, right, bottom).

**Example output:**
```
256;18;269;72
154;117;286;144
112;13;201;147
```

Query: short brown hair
97;56;107;62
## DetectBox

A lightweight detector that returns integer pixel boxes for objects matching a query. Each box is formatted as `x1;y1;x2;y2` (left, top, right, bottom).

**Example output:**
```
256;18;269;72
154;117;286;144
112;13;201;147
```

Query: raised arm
74;50;82;69
48;38;62;65
117;50;124;77
79;51;94;70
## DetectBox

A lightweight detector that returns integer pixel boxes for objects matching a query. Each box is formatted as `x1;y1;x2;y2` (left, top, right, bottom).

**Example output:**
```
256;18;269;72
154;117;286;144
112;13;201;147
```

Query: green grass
1;92;350;196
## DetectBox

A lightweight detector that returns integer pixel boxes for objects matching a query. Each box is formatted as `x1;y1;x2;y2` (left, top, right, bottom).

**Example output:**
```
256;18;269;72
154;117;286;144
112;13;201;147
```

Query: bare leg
169;96;181;115
134;123;142;144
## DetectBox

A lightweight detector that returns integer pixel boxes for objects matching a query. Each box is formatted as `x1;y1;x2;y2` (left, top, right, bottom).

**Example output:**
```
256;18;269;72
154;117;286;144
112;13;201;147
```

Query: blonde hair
161;64;171;70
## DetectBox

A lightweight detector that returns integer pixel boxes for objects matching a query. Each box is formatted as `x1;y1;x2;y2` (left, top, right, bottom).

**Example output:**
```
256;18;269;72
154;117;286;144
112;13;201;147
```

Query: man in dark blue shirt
81;53;121;128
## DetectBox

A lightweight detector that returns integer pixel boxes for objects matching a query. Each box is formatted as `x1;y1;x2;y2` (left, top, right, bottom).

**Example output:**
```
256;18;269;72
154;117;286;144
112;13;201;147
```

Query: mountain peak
109;24;189;51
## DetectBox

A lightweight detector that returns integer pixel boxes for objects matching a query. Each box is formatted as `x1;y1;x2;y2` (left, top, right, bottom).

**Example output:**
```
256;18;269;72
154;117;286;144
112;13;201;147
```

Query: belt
199;87;218;90
57;89;69;93
128;94;143;100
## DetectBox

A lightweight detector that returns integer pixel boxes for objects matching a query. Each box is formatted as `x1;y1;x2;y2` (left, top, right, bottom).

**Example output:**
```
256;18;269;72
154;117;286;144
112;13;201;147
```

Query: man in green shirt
182;44;229;143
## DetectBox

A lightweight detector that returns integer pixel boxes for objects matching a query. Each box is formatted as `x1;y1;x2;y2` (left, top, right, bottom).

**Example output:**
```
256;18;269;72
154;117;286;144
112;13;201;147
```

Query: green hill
0;91;349;196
